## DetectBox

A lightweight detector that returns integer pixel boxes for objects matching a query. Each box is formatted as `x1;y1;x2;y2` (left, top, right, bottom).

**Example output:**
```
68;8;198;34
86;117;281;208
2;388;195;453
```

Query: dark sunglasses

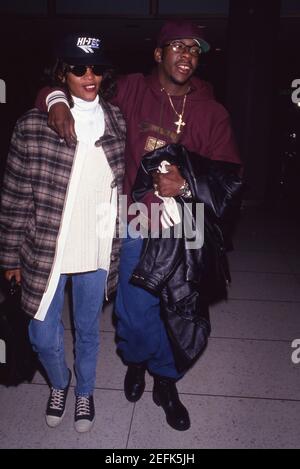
66;64;104;77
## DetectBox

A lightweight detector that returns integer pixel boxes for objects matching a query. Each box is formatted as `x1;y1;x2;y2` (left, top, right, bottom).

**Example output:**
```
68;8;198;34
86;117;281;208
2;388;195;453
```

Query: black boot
153;376;190;431
124;362;146;402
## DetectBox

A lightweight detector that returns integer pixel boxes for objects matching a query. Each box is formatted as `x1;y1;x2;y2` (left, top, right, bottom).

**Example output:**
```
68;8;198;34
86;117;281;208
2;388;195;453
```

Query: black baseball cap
56;33;110;67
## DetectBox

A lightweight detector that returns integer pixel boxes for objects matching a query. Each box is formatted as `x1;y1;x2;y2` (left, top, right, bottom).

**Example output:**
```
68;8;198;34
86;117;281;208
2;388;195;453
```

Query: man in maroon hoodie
36;20;241;431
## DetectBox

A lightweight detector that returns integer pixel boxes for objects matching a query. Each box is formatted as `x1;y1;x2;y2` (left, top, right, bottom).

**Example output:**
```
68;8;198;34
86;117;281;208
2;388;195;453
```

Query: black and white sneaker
45;369;72;428
74;395;95;433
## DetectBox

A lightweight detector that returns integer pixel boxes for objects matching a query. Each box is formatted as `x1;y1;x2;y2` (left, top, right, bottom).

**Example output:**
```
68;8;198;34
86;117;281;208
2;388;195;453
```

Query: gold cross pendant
175;114;186;134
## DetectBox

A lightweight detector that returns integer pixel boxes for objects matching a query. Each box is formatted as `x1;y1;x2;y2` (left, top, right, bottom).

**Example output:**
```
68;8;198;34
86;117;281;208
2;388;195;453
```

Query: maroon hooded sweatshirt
110;70;240;207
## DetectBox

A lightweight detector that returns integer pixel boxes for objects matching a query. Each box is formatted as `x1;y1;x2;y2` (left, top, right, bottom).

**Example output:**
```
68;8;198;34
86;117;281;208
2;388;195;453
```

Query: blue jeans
115;235;182;380
29;269;106;396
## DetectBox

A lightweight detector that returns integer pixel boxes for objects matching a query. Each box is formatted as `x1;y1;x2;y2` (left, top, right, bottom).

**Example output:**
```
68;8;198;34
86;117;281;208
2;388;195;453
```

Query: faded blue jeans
29;269;106;396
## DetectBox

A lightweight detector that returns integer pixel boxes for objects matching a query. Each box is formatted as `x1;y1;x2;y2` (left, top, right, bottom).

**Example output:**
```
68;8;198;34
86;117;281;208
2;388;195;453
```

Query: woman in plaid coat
0;33;125;432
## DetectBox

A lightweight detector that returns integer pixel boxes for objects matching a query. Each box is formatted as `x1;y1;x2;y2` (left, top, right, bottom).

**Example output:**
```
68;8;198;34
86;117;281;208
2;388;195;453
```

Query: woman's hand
4;269;21;284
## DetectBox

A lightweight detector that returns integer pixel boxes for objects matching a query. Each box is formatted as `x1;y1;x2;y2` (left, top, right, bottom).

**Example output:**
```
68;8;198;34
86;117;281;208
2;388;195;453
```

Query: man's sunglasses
66;64;104;77
164;41;202;57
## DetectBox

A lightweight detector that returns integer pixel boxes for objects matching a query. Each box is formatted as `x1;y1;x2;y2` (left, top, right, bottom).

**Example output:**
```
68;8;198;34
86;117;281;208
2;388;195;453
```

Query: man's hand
4;269;21;284
48;103;77;147
152;165;185;197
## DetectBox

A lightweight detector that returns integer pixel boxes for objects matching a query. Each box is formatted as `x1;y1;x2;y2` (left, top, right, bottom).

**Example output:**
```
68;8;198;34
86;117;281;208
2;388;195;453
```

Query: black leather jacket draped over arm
130;143;243;370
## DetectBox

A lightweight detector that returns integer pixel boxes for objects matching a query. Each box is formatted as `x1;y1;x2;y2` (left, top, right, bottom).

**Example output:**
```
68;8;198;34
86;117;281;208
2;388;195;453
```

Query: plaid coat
0;99;126;317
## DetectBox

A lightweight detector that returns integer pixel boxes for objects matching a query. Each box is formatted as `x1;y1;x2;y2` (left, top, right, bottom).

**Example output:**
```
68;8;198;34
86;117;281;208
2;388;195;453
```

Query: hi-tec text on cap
77;37;100;54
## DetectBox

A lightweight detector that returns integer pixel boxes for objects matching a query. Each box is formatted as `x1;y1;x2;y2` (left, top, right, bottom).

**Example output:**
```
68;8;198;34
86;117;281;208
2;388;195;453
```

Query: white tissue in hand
155;160;181;228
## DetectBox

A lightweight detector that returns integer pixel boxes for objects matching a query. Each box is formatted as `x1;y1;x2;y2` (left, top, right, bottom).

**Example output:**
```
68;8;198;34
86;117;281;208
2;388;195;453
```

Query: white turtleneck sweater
69;94;105;145
35;95;117;320
61;95;116;273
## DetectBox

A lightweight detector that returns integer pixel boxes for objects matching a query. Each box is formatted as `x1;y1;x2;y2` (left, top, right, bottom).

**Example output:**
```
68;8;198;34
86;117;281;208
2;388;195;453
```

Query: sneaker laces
49;388;66;411
76;396;90;417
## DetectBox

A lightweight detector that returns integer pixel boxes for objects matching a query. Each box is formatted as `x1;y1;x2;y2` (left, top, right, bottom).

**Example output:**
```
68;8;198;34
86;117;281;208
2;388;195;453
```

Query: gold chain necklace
166;91;188;134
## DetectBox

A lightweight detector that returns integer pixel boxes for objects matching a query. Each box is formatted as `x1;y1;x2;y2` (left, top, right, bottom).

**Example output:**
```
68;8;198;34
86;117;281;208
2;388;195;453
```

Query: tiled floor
1;205;300;449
